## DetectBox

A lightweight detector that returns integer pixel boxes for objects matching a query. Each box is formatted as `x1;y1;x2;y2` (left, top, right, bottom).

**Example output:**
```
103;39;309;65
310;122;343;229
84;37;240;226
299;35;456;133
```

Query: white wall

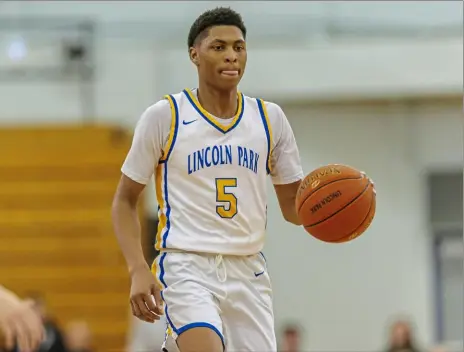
1;1;461;28
0;38;159;125
0;37;461;124
0;2;461;123
159;37;462;99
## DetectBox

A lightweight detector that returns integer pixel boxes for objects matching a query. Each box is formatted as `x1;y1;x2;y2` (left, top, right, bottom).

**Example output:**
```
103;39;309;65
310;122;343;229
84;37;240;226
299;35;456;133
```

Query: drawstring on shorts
214;254;227;283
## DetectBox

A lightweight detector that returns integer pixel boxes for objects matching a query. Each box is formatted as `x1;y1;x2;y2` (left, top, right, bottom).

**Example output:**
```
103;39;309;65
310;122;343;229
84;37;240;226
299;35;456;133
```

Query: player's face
193;25;247;90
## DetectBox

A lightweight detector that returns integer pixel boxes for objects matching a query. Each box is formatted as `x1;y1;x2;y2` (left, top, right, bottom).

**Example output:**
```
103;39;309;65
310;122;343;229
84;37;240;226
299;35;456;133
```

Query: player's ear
189;47;199;66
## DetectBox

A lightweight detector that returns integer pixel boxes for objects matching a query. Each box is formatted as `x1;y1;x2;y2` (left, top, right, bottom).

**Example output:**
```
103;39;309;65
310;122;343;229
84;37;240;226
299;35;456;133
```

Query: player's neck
197;82;238;119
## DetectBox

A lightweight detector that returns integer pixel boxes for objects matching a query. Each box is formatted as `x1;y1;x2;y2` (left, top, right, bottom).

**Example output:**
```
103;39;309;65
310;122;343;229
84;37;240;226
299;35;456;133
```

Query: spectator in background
385;318;421;352
0;286;44;352
280;323;302;352
25;292;67;352
64;321;92;352
430;346;448;352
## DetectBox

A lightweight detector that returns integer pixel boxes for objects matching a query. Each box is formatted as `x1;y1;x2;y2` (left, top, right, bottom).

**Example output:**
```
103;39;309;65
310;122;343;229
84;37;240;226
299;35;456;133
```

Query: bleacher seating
0;125;137;351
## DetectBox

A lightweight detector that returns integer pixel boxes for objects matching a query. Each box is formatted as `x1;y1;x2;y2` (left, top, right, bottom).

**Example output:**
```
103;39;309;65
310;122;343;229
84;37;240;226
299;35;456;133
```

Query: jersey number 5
215;178;238;219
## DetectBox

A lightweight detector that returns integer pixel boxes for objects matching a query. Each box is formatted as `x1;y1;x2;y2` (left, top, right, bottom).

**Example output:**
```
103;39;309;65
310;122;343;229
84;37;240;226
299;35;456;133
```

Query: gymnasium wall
0;2;462;123
0;2;462;351
0;37;461;123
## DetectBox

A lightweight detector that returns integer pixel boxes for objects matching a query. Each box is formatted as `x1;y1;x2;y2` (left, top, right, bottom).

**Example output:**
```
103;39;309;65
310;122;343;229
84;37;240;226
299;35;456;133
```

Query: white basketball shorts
152;251;277;351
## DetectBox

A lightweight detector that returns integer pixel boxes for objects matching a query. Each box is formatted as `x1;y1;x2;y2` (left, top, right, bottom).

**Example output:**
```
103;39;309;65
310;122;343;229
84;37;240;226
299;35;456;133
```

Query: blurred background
0;1;462;352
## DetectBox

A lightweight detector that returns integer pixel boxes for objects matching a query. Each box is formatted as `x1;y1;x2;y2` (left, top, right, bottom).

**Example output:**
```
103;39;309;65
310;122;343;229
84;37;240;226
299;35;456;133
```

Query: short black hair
188;7;247;48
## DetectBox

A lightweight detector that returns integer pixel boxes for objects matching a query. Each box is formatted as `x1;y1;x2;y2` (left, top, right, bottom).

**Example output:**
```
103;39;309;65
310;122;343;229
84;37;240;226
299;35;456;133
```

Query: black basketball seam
297;176;363;214
327;193;375;243
304;181;371;228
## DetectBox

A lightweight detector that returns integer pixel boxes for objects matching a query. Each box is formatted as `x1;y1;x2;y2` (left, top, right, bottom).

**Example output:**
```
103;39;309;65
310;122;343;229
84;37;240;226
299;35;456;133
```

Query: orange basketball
296;164;376;243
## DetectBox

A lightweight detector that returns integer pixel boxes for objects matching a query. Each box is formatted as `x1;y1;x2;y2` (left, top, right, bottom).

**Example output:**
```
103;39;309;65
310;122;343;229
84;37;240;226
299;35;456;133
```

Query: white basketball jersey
154;88;273;256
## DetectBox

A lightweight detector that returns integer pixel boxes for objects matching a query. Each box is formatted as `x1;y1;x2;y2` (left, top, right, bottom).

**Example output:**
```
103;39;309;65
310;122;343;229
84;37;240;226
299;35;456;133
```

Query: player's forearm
111;198;148;274
274;180;302;226
281;200;301;225
283;207;301;225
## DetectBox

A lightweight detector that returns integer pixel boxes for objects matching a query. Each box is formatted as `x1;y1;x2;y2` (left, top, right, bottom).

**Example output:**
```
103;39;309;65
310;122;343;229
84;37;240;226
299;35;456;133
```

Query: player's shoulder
242;93;287;128
263;100;285;121
138;93;182;126
242;93;285;117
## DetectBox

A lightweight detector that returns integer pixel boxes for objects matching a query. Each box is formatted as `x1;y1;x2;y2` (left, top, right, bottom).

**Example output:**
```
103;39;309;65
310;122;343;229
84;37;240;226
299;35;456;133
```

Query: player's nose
224;49;238;63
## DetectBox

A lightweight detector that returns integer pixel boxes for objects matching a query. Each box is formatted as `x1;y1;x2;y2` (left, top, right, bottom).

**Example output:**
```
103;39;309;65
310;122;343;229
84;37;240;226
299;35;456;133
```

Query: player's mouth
220;70;240;77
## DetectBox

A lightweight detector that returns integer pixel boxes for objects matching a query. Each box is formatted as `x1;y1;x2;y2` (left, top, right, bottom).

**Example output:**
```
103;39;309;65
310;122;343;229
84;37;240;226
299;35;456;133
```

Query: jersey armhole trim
256;98;273;175
159;94;179;163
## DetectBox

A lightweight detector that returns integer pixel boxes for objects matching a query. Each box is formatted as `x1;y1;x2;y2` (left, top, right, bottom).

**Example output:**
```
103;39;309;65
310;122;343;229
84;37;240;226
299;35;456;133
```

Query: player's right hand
0;298;44;352
129;267;164;323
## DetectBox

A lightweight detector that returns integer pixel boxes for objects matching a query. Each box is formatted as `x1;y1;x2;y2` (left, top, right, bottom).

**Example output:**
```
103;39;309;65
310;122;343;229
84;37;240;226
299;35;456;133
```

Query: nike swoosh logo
182;119;197;125
254;271;265;277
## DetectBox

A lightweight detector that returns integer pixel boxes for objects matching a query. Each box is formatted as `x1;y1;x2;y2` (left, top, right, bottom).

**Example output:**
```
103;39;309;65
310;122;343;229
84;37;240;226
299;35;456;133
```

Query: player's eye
235;45;245;52
213;45;224;51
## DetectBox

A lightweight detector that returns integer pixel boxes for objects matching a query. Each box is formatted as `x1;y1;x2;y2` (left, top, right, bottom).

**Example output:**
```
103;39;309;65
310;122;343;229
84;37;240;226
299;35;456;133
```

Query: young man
112;7;304;352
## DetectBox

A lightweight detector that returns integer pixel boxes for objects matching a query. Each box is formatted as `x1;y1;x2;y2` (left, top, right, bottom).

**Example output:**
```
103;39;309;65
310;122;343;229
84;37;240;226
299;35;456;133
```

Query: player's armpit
273;180;302;225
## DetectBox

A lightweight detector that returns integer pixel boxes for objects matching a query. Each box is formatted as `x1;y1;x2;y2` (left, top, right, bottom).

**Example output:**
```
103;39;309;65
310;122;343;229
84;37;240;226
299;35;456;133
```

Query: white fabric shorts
152;251;277;352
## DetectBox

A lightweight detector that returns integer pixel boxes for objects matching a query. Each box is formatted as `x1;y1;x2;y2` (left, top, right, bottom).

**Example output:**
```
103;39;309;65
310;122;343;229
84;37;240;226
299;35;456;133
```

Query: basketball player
112;7;304;352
